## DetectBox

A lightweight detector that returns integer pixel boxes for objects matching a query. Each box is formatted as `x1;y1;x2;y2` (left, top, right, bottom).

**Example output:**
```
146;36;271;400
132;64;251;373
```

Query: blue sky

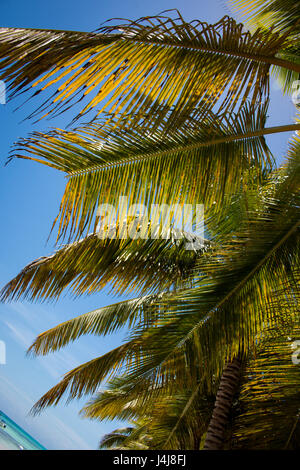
0;0;297;450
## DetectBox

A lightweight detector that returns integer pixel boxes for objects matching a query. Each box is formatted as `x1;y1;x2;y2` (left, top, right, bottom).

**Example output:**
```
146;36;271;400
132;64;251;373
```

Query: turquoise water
0;411;46;450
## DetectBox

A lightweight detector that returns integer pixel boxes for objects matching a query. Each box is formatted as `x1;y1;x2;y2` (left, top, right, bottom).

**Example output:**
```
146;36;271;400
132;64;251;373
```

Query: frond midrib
182;218;300;348
67;123;300;177
2;23;300;73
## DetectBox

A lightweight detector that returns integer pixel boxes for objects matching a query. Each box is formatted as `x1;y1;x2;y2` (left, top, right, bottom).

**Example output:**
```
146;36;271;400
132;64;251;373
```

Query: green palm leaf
231;322;300;449
81;376;156;422
27;292;168;356
99;426;139;450
83;376;213;450
229;0;300;95
0;226;207;302
229;0;300;35
10;102;287;241
26;136;300;413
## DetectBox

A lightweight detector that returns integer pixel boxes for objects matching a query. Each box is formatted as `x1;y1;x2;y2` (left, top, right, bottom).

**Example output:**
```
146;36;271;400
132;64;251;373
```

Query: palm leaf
81;375;157;422
9;102;285;242
83;376;213;450
99;427;137;449
0;225;208;302
0;12;299;128
229;0;300;95
231;321;300;449
27;136;300;413
30;338;146;412
2;76;299;431
229;0;300;36
27;292;168;356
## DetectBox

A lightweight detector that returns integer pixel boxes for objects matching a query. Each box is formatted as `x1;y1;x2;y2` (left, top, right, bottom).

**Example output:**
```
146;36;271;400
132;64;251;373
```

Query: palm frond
27;292;167;356
148;386;214;449
83;376;214;450
81;376;157;422
0;226;207;302
229;0;300;95
27;147;300;410
229;0;300;36
30;338;143;413
99;427;136;449
28;135;300;413
10;102;282;241
231;321;300;449
0;13;298;128
104;136;300;397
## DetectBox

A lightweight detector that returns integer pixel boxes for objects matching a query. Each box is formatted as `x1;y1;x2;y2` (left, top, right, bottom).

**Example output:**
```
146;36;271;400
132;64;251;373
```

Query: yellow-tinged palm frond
0;226;208;302
27;292;169;356
98;426;136;449
27;136;300;413
96;400;152;450
231;321;300;449
229;0;300;95
83;376;214;450
271;46;300;96
81;375;166;423
10;102;286;242
125;143;299;392
145;387;214;449
98;425;149;450
0;13;299;128
97;395;211;450
229;0;300;36
29;338;147;411
83;381;152;450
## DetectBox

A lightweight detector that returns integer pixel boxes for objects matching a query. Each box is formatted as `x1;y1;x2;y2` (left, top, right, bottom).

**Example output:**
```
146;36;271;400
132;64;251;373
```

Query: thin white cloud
0;375;33;406
44;413;92;449
3;320;34;349
0;302;105;449
36;351;78;379
2;307;81;379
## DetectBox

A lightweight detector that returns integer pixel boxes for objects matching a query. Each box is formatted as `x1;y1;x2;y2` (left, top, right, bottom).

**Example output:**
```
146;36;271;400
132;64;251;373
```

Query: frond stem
67;123;300;177
2;26;299;72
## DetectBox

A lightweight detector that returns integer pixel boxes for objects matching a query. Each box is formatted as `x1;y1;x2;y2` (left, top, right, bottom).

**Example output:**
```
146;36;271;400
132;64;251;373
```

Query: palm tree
1;133;299;448
1;11;299;241
0;4;300;450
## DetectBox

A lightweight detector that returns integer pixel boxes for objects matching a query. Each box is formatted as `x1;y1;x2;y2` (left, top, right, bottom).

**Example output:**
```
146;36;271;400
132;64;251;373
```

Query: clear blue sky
0;0;297;450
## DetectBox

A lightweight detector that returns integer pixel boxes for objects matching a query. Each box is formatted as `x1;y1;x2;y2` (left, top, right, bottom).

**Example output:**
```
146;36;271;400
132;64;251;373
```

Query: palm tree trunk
204;357;241;450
